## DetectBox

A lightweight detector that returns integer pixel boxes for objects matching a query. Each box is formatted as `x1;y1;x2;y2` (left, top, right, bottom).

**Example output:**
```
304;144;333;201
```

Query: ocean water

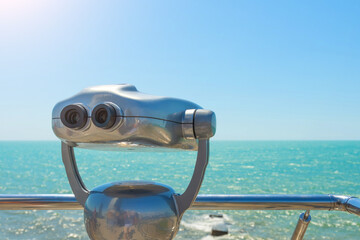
0;141;360;239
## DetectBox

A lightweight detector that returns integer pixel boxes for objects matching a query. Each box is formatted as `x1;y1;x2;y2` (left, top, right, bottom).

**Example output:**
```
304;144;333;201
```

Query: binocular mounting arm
61;142;89;206
174;139;209;216
61;139;210;215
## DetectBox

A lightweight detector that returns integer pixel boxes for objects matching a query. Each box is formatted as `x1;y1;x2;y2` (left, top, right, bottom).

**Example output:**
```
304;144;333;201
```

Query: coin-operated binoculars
52;84;216;240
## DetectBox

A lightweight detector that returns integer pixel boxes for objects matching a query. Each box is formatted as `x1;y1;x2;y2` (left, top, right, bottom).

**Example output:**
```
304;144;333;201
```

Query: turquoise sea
1;141;360;239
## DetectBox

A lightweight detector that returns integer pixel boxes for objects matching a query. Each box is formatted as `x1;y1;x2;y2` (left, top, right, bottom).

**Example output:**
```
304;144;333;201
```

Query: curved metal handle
61;142;89;206
174;139;209;216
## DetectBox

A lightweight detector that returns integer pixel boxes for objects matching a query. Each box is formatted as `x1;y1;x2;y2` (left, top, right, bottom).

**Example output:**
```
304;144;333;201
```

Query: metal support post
291;210;311;240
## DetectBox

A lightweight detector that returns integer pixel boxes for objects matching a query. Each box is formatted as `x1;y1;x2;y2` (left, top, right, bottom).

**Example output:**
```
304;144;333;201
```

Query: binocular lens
66;110;80;124
91;103;116;129
60;104;88;129
95;108;108;124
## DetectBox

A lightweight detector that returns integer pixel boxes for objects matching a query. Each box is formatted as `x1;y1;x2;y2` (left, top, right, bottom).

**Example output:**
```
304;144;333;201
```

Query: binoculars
52;84;216;240
53;84;215;151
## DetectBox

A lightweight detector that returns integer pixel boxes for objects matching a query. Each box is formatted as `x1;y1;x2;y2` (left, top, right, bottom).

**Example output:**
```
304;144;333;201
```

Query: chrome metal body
52;84;217;150
1;194;360;215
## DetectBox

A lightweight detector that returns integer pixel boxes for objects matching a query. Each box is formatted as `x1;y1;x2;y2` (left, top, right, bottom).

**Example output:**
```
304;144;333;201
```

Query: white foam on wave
181;213;232;233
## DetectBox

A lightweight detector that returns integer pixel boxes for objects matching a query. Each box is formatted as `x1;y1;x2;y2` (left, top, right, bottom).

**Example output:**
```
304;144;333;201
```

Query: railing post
291;210;311;240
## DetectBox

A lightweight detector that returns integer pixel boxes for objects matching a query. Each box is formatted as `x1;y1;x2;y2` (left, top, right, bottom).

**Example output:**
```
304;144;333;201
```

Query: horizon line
0;139;359;142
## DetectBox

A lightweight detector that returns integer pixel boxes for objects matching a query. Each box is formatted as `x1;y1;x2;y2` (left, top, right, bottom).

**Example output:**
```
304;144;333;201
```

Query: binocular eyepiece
91;103;117;129
60;103;118;130
60;104;88;130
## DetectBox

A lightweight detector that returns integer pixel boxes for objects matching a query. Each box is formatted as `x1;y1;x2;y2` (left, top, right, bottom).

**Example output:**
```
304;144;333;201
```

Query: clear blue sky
0;1;359;140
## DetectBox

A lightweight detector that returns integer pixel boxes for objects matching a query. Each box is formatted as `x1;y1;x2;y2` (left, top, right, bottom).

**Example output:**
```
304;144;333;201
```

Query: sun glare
0;0;55;27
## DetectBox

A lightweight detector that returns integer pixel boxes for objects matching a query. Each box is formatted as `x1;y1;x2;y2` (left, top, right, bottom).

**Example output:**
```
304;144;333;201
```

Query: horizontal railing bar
0;194;359;216
193;194;336;210
0;194;81;210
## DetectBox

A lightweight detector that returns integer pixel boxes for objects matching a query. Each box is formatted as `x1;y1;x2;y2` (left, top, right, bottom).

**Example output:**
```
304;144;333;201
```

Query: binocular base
84;181;180;240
